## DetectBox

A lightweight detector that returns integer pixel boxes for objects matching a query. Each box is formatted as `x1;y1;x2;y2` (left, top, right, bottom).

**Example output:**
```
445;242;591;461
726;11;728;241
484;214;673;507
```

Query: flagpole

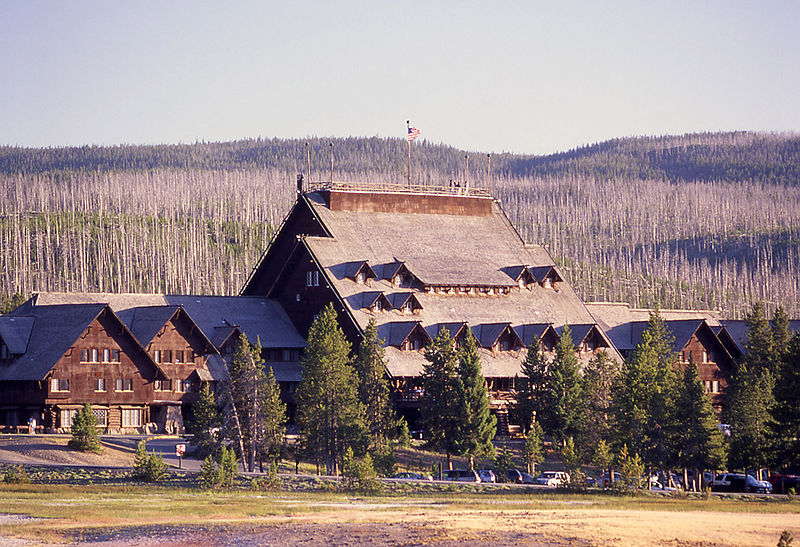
406;120;411;188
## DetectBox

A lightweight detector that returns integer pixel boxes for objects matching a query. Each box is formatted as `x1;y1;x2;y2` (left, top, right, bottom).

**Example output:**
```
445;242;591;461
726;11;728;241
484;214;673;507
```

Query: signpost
175;443;186;469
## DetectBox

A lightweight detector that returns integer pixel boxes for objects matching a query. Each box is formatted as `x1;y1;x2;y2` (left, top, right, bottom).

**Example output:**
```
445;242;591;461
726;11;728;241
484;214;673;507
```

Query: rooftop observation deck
306;181;494;216
306;180;491;198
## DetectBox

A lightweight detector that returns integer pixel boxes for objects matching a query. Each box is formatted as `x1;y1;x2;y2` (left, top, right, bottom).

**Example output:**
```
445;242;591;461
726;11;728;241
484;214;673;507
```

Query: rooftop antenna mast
465;154;469;191
329;142;334;184
487;154;491;196
305;142;311;185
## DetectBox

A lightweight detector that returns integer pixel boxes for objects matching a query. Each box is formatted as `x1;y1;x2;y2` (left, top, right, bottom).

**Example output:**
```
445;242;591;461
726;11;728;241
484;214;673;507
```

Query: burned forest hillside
2;131;799;318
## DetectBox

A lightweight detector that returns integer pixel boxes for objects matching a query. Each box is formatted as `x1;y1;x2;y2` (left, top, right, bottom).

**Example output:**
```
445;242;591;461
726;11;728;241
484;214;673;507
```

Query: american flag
407;126;421;142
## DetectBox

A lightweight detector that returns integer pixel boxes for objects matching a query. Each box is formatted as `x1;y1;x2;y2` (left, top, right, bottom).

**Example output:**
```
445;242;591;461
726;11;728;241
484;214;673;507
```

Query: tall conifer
457;329;496;466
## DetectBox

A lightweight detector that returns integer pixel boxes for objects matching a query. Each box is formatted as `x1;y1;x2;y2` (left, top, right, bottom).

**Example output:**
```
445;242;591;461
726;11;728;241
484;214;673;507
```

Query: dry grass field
1;484;798;546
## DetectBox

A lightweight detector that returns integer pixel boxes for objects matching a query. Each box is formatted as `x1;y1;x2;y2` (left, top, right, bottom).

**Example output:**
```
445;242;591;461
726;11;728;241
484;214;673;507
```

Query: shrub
68;403;102;453
778;530;793;547
199;454;222;489
200;447;239;489
342;447;382;493
2;465;30;484
370;443;396;477
132;440;167;482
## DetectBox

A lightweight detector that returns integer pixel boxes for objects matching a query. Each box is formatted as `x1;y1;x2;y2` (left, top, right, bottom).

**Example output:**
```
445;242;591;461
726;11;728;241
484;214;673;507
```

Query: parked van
442;469;480;482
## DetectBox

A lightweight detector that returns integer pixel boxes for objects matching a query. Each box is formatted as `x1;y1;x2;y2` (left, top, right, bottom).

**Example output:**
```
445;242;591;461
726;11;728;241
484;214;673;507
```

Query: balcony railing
307;180;491;198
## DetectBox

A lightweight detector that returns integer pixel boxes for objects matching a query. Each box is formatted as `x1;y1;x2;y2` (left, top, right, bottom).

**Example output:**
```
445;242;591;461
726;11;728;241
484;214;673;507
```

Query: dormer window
543;278;552;289
374;299;383;312
356;272;365;284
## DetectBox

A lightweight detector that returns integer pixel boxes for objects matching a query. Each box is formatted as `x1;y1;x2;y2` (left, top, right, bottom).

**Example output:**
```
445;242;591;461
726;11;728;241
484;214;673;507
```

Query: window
395;273;405;286
282;349;299;361
175;378;185;393
702;351;708;363
50;378;69;392
306;270;319;287
543;278;552;289
373;299;383;312
153;350;162;363
110;349;120;362
708;351;715;363
122;409;142;428
712;380;720;393
95;378;106;392
163;350;172;363
356;272;365;284
90;348;99;362
80;349;89;362
115;378;133;392
175;350;183;364
92;408;107;426
155;379;172;391
60;409;78;428
183;379;194;393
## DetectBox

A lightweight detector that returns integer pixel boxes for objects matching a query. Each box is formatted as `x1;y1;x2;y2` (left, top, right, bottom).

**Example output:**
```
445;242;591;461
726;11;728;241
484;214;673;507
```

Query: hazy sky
1;1;798;155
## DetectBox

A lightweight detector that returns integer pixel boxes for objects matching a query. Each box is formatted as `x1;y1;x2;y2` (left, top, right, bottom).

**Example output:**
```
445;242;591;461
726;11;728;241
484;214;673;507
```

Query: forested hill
3;131;799;185
2;131;799;319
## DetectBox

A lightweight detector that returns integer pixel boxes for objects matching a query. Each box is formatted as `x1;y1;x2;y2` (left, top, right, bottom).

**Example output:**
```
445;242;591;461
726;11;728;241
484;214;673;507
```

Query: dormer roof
0;315;35;354
386;292;423;312
470;323;523;350
425;322;469;341
361;291;392;311
378;321;431;348
343;260;377;282
517;323;558;348
501;265;537;285
529;265;563;285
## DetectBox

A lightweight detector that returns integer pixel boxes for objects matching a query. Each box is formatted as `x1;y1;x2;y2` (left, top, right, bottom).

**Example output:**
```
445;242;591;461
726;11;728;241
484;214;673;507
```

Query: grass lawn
1;480;799;546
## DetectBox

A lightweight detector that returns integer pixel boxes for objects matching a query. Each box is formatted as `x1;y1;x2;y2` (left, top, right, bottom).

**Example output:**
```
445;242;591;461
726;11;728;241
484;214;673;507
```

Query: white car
535;471;570;486
478;470;496;483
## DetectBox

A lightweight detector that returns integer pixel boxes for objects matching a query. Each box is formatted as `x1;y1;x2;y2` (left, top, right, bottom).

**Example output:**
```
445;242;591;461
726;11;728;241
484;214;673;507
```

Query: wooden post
305;142;311;184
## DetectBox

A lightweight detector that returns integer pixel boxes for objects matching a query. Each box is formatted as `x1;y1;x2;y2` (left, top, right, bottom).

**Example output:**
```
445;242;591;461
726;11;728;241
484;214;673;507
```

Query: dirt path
0;435;135;467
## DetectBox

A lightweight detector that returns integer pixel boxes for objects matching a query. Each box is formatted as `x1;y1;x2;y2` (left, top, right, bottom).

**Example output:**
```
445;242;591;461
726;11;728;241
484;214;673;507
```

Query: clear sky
1;1;798;155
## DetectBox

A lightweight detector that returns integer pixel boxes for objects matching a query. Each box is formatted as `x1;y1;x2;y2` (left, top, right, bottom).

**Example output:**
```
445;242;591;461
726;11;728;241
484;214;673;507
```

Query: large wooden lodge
0;180;758;433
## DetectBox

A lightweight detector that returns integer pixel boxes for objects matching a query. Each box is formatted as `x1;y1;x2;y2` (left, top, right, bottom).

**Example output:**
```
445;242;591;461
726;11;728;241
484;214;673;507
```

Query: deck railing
307;180;491;198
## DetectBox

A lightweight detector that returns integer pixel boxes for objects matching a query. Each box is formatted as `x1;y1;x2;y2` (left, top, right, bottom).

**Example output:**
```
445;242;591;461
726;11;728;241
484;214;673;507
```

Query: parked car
505;469;524;483
442;469;481;482
769;474;800;494
520;471;536;484
711;473;772;494
477;470;496;483
597;472;623;488
392;472;432;481
535;471;570;487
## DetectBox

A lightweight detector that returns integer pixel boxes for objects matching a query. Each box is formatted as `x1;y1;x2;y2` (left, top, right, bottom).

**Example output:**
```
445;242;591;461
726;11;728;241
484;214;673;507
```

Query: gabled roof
125;305;182;346
0;315;35;354
0;304;159;381
29;293;306;350
342;260;377;281
470;323;522;349
720;319;800;356
529;265;563;284
359;291;391;310
516;323;556;347
625;319;713;354
557;323;611;349
500;265;536;284
425;322;468;340
377;321;431;348
386;292;422;311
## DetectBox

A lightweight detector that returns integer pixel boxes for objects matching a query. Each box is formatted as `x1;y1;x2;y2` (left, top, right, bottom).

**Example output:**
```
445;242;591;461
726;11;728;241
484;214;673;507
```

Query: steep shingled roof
297;189;611;376
30;293;306;350
0;315;35;354
0;304;157;381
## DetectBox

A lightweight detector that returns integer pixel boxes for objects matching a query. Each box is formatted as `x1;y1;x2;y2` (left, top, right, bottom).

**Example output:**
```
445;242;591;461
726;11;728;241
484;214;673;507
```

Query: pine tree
767;331;800;471
420;327;464;469
541;326;583;446
673;360;726;487
68;403;102;453
578;350;619;460
522;421;544;476
225;333;286;472
296;303;367;476
772;305;791;363
187;383;222;459
456;329;496;467
744;302;777;374
512;343;549;433
354;319;394;448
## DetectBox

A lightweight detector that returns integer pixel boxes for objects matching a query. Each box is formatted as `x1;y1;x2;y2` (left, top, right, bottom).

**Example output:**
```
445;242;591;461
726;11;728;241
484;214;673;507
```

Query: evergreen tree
725;362;775;472
354;319;395;448
743;302;777;374
772;305;791;363
578;350;619;460
296;303;367;476
673;360;726;486
767;331;800;472
512;343;549;432
68;403;102;453
540;326;583;446
611;310;678;472
456;329;496;467
420;327;465;469
187;383;222;458
522;421;544;476
225;334;286;472
258;367;287;468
